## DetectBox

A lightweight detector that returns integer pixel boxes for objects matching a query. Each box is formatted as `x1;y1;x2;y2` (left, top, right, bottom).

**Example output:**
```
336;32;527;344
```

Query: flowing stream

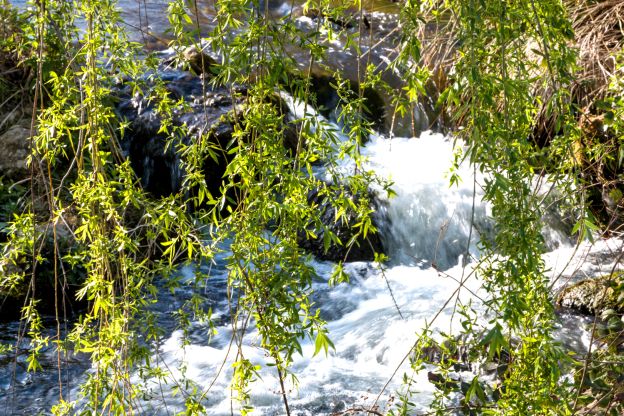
2;1;624;415
2;123;620;414
119;131;616;415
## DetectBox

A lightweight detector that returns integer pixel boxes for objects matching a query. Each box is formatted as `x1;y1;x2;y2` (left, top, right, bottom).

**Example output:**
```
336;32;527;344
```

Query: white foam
361;132;489;269
147;260;485;415
135;114;622;415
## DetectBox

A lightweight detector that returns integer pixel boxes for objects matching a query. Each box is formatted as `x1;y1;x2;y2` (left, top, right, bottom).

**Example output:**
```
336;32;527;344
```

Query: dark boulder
115;70;242;199
286;71;387;139
114;67;303;201
298;187;384;262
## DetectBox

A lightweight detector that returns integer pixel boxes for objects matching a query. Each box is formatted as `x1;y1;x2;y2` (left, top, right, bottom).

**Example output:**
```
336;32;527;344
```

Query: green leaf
27;352;42;372
480;323;508;361
465;376;486;404
313;331;334;357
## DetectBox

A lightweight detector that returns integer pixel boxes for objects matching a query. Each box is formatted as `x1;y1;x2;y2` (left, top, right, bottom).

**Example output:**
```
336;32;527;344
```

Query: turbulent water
1;119;622;414
130;132;494;415
121;131;616;415
2;1;624;415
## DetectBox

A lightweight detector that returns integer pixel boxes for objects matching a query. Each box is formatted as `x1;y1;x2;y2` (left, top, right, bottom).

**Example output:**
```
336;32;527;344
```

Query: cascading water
1;117;621;415
126;128;493;415
121;123;612;415
363;132;488;270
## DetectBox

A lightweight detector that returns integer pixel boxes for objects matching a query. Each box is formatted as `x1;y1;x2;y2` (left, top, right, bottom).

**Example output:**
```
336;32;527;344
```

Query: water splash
363;132;488;269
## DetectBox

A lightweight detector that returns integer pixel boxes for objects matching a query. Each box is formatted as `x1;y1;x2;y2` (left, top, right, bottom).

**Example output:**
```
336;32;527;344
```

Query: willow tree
0;0;621;415
391;1;622;415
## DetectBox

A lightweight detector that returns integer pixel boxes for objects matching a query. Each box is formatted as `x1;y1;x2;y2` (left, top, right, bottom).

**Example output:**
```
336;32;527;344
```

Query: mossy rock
556;272;624;316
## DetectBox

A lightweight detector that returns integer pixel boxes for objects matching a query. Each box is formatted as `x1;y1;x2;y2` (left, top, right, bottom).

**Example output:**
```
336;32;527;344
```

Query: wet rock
291;12;406;134
115;71;242;198
303;8;360;29
265;92;305;156
420;337;474;372
556;274;623;315
298;188;384;262
164;46;218;76
114;68;303;200
313;73;386;135
0;124;30;180
284;70;387;139
427;371;470;392
183;46;217;75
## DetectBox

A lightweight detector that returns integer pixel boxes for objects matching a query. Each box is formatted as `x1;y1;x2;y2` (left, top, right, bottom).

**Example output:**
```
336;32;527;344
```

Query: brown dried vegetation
416;0;624;233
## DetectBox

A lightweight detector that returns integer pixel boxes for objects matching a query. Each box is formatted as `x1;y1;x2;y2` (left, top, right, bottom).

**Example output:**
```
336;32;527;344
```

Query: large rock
291;10;452;137
182;46;218;76
0;124;30;179
556;273;623;315
163;45;219;76
115;66;303;200
282;70;387;141
115;70;243;198
298;188;384;262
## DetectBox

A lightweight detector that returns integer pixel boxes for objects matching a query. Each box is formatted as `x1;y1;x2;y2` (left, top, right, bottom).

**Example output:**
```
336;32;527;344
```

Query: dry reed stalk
569;0;624;109
414;0;624;140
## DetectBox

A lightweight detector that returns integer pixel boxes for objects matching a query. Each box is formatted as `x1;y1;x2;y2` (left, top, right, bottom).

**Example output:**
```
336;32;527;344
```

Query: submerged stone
298;188;384;262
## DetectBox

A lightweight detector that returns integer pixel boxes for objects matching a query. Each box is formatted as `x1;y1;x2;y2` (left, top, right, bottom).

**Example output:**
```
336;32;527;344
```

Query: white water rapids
127;132;486;415
1;99;622;415
123;131;620;415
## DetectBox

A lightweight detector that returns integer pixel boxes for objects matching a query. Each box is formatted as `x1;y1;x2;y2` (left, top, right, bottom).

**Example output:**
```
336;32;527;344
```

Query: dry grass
570;0;624;109
414;0;624;139
416;1;459;93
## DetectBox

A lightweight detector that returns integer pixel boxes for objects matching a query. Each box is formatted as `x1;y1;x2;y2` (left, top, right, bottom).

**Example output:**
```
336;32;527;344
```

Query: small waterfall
362;132;489;269
279;92;491;270
129;128;496;415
